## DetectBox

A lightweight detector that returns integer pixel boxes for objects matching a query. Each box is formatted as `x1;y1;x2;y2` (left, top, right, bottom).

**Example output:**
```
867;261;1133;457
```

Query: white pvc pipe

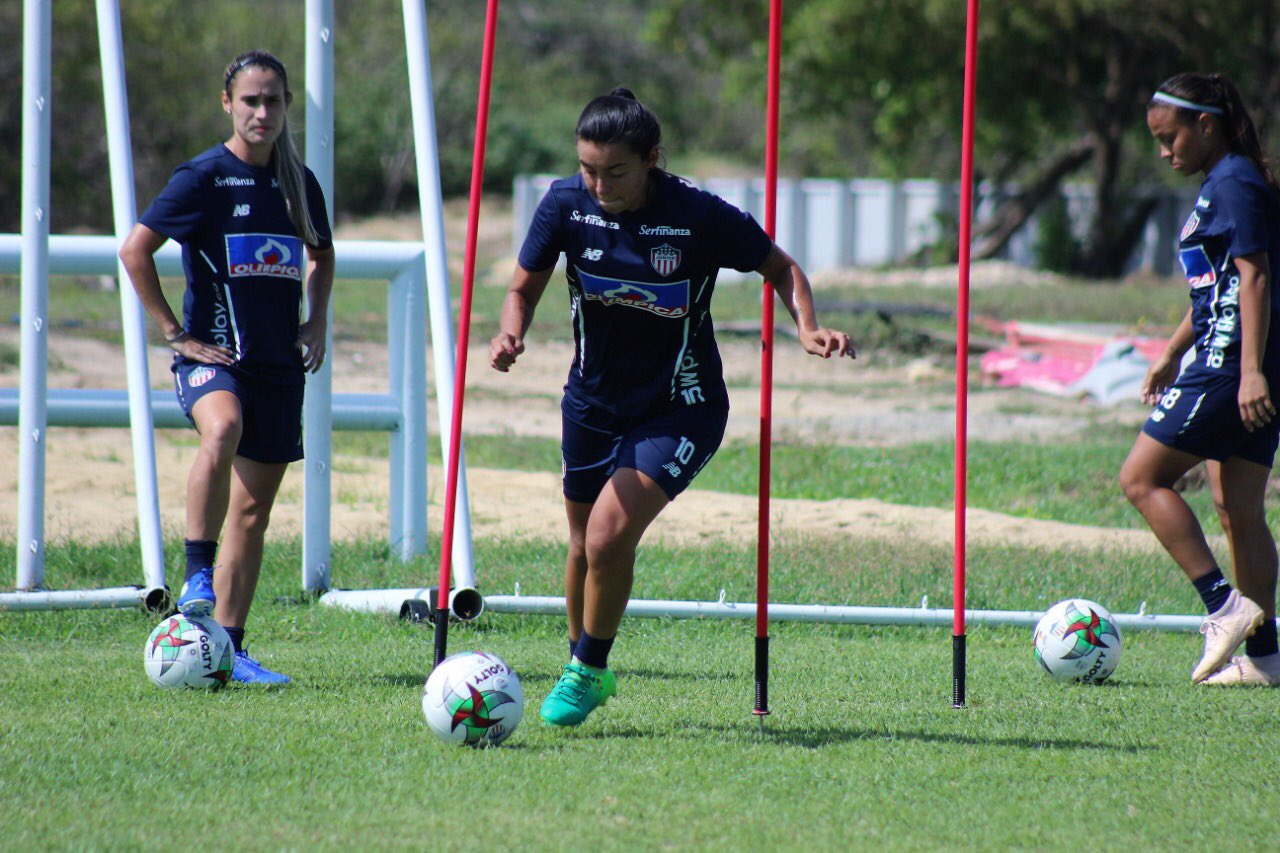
0;587;165;612
0;388;401;430
0;235;425;278
401;262;430;558
319;588;1227;634
17;0;51;591
97;0;164;592
303;0;336;592
403;0;476;587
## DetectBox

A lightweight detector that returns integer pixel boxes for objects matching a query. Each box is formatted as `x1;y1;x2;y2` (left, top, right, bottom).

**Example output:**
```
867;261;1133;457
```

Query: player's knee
200;416;243;450
584;528;632;570
1118;463;1151;506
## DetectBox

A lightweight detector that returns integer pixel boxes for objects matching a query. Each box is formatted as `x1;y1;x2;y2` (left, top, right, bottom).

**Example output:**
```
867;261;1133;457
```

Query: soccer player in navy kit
119;51;334;685
1120;73;1280;686
490;88;854;725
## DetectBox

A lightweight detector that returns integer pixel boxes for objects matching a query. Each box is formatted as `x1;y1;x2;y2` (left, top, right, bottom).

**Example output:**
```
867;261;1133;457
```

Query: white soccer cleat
1192;590;1265;683
1199;656;1280;687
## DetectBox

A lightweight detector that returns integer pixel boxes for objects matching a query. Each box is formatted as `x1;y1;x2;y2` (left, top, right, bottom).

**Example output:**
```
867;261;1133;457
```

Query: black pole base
952;633;966;708
753;634;770;718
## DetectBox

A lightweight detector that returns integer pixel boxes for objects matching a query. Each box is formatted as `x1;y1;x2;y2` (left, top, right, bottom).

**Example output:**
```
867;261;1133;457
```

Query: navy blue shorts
561;401;729;503
1141;363;1280;467
173;360;304;464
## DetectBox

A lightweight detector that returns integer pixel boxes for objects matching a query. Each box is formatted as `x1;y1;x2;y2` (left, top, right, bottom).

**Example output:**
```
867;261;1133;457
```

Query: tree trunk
971;139;1095;260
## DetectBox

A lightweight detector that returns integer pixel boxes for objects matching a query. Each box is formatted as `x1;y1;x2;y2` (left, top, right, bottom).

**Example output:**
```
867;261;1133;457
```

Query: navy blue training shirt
140;144;333;385
1177;152;1280;371
519;171;773;425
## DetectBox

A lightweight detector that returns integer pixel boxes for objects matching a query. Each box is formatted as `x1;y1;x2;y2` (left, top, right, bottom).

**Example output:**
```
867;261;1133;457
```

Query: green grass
365;428;1262;535
1;535;1275;847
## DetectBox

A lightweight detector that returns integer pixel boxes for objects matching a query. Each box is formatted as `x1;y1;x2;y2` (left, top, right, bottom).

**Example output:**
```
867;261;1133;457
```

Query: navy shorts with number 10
561;398;729;504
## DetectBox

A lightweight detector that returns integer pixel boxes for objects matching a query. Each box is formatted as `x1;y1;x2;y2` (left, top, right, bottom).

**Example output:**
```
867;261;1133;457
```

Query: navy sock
573;629;614;670
1245;620;1279;658
223;626;245;654
1192;568;1232;614
184;539;216;582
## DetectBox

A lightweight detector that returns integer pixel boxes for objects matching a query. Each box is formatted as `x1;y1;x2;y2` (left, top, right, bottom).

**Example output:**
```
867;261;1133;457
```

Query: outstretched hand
490;332;525;372
1139;357;1179;407
798;327;855;360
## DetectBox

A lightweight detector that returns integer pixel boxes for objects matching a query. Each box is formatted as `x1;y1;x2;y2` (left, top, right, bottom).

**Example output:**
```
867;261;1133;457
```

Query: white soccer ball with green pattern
422;651;523;747
143;614;233;689
1033;599;1122;683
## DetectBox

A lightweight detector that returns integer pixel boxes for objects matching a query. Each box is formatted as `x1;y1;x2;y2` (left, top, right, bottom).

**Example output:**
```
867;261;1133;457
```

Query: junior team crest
650;243;682;277
1181;210;1200;241
188;366;216;388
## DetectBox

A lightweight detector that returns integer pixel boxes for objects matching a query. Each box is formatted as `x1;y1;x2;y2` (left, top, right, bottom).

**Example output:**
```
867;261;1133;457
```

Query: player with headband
1120;72;1280;686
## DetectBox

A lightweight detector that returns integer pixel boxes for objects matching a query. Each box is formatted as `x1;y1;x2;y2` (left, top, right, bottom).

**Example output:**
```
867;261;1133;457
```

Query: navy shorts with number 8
1141;362;1280;467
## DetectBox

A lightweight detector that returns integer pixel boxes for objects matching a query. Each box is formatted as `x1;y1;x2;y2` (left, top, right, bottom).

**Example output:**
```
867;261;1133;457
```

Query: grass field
6;265;1279;847
1;534;1277;848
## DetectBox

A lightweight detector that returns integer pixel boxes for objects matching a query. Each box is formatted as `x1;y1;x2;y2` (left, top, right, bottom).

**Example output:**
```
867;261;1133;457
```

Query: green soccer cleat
539;661;617;727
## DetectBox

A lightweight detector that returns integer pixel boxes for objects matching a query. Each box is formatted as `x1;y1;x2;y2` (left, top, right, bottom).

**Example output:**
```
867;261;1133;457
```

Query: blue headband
1151;91;1224;115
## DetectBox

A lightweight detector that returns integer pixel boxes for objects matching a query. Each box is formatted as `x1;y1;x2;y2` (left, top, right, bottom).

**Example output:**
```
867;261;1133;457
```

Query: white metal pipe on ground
0;587;156;612
403;0;476;588
17;0;52;591
319;588;1227;633
303;0;337;593
97;0;165;592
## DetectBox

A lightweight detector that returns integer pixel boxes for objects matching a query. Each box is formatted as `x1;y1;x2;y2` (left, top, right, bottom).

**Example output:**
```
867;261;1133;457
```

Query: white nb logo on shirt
581;248;603;261
232;204;250;217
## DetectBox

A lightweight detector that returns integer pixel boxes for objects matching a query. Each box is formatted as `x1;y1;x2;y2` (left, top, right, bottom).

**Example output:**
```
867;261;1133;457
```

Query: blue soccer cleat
232;649;291;685
176;567;215;617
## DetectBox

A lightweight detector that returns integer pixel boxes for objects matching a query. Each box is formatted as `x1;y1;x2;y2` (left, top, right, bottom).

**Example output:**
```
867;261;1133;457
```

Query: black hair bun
609;87;637;100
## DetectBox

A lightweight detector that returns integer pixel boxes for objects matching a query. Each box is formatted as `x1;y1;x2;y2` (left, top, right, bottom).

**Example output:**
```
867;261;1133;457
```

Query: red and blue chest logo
650;243;682;277
1178;244;1217;289
225;233;304;281
577;267;689;318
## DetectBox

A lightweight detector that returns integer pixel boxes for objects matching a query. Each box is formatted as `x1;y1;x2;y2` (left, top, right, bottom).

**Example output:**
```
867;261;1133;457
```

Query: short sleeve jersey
1177;152;1280;372
140;144;333;385
518;171;772;426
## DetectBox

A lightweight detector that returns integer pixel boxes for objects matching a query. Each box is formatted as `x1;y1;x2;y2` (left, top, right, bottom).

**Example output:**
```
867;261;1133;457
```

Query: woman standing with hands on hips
1120;72;1280;686
120;50;334;685
491;88;854;726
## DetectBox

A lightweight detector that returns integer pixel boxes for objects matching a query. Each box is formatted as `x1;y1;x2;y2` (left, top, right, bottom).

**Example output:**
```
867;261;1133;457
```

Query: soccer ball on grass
1032;598;1122;683
143;614;234;689
422;651;523;747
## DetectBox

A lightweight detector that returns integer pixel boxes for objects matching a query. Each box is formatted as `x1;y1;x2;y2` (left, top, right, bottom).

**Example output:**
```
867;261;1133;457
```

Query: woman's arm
756;244;854;359
299;244;336;373
1234;252;1275;431
118;223;235;365
490;264;555;372
1140;307;1193;406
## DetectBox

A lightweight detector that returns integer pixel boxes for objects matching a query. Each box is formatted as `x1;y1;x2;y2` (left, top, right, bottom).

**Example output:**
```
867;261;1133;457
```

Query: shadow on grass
570;722;1157;753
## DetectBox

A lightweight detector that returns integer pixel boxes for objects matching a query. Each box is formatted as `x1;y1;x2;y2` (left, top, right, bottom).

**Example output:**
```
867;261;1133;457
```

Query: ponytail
1152;72;1279;193
224;50;321;246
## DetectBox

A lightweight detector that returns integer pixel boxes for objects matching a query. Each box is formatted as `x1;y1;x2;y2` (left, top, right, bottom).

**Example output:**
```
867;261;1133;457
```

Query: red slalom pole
435;0;499;667
952;0;980;708
754;0;782;726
